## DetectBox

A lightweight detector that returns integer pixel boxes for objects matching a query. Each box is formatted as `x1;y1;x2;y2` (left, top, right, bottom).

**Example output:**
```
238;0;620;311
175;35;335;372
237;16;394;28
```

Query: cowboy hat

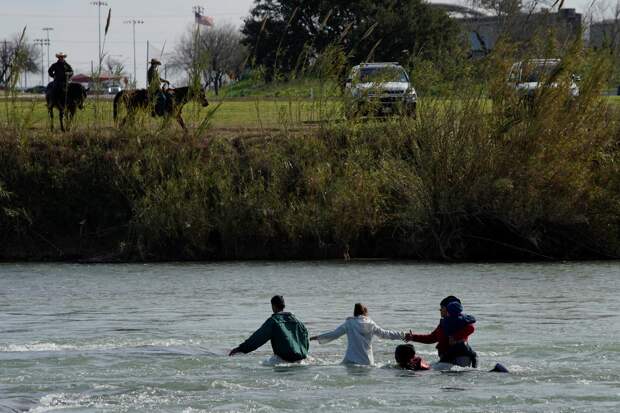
55;52;67;58
150;58;162;65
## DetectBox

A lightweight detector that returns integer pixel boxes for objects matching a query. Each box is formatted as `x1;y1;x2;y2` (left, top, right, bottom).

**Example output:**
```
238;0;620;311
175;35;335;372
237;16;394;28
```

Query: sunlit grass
0;96;344;130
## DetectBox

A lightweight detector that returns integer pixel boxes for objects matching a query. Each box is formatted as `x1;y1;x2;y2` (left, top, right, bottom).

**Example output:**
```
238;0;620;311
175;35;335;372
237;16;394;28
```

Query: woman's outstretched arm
312;323;346;344
372;321;405;340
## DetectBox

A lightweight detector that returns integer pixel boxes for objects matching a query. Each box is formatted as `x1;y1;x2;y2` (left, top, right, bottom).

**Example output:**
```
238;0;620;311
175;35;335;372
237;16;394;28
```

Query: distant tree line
240;0;459;81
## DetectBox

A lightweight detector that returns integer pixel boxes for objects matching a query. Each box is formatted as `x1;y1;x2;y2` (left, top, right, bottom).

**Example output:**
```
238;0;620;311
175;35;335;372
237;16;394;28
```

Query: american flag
195;11;214;26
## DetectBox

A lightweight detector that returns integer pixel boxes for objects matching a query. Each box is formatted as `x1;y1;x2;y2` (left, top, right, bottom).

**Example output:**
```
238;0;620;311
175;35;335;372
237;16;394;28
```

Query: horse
113;86;210;131
45;82;88;132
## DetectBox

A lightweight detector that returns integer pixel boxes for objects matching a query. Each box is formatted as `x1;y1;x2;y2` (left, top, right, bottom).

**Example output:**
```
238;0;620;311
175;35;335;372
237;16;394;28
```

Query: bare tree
172;24;248;95
104;56;126;77
1;34;40;88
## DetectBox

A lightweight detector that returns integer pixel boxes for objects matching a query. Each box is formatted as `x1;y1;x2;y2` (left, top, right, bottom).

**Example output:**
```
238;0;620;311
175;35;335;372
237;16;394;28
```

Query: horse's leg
66;107;75;132
49;106;54;132
176;110;187;132
120;107;130;127
59;108;65;132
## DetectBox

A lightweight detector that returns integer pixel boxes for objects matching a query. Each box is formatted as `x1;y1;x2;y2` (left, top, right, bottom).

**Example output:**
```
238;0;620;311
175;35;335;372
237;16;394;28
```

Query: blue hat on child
440;296;461;308
447;301;463;315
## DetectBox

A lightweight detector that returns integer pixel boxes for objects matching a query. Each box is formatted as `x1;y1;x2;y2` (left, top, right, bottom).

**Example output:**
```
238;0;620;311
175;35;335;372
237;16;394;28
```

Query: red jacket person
406;296;477;367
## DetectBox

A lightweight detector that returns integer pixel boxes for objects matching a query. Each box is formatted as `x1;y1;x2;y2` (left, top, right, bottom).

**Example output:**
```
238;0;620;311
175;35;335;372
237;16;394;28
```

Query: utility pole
124;19;143;88
34;38;49;86
90;1;108;74
42;27;54;83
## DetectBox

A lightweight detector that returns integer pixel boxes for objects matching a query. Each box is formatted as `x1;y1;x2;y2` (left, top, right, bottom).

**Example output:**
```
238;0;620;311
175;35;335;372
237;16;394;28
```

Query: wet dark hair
353;303;368;317
395;344;416;369
271;295;285;311
440;295;461;308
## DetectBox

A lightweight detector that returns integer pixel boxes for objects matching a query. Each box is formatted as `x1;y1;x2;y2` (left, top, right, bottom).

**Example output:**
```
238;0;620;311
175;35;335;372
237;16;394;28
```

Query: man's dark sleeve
48;64;54;78
237;318;273;354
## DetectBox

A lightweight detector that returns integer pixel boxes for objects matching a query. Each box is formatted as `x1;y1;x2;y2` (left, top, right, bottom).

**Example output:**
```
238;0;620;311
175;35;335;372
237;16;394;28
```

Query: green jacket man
229;295;309;362
147;58;170;115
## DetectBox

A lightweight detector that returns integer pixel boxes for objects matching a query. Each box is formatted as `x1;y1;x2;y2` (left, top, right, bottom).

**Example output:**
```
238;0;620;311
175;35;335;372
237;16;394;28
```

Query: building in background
432;4;582;57
589;20;620;51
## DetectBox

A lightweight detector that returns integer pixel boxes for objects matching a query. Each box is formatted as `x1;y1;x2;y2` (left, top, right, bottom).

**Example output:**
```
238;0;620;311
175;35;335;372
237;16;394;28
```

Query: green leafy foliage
241;0;459;81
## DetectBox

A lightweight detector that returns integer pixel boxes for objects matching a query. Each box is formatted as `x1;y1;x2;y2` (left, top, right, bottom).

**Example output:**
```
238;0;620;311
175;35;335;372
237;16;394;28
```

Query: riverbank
2;89;619;262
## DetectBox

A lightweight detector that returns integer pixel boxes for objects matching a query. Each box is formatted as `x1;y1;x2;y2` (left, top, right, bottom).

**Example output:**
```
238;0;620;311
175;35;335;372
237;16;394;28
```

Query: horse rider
47;52;74;96
147;58;170;116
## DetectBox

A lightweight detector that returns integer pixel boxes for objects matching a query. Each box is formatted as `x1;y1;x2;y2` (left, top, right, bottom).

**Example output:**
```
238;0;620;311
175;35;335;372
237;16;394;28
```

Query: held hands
404;330;415;342
309;336;318;341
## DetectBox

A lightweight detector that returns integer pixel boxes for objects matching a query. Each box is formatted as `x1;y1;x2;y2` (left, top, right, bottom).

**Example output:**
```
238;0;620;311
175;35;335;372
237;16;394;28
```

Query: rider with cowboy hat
48;52;74;96
147;58;170;116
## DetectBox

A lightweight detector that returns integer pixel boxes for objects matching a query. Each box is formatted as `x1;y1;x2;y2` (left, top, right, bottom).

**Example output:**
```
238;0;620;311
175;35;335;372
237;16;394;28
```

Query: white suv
509;59;579;98
345;62;417;117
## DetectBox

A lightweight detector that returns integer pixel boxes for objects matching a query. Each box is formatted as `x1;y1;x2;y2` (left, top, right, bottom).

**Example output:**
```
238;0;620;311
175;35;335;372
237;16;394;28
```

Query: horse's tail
113;91;123;122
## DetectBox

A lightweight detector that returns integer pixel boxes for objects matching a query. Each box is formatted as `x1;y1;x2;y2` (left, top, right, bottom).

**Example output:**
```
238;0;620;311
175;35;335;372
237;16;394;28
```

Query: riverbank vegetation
2;3;620;261
2;42;620;261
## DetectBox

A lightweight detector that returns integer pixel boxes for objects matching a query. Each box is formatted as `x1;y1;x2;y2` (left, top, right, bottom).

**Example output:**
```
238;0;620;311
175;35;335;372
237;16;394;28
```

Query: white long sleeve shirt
316;315;404;365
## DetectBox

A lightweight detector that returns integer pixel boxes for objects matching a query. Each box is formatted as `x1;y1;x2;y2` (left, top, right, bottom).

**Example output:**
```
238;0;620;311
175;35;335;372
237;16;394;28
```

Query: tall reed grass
1;30;619;261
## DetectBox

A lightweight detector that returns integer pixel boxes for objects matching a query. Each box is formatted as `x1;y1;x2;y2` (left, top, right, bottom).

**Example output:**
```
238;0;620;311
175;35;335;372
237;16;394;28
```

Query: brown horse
46;82;88;132
113;86;209;131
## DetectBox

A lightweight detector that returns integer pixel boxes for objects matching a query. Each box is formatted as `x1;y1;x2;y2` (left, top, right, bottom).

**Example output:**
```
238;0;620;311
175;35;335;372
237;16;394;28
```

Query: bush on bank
1;94;619;261
1;40;620;261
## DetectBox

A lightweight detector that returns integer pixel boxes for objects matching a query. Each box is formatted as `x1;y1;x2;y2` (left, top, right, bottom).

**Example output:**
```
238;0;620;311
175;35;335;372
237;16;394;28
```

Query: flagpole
192;5;204;89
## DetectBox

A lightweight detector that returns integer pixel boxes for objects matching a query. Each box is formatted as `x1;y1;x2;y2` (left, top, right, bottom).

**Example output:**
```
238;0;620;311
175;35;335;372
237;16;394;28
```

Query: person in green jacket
229;295;309;362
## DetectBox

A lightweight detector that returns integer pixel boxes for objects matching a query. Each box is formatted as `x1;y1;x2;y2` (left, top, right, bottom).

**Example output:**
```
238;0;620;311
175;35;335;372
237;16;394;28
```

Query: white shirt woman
310;303;404;365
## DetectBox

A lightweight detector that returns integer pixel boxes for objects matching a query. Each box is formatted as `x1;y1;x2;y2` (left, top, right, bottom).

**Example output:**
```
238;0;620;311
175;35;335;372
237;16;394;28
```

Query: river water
0;262;619;412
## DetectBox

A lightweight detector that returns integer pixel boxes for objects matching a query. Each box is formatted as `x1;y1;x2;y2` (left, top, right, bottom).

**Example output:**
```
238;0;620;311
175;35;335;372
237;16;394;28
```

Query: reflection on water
0;261;619;412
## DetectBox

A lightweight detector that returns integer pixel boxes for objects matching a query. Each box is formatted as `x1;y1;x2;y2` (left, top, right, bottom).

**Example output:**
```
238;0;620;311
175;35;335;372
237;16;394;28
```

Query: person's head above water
446;301;464;316
440;296;461;317
354;303;368;317
394;344;417;369
271;295;285;313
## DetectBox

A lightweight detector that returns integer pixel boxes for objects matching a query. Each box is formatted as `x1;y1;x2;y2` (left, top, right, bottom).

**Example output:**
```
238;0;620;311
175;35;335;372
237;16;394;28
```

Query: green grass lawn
213;78;340;98
0;95;343;131
2;93;619;132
